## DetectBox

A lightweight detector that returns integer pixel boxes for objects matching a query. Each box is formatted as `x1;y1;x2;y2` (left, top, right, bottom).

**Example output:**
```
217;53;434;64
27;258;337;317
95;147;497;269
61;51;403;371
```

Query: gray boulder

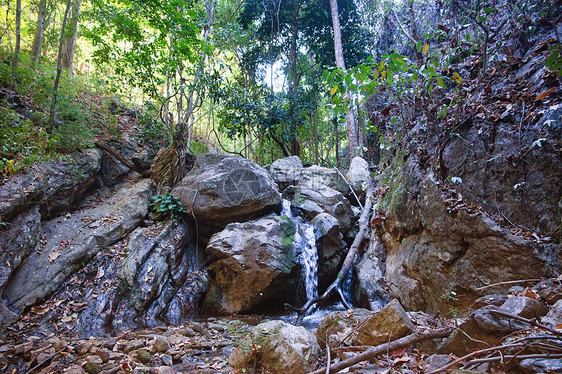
347;156;370;194
298;165;349;196
312;212;339;240
202;216;296;314
269;156;303;188
354;235;390;310
500;296;548;319
541;299;562;328
229;320;320;374
2;179;153;314
0;149;101;221
295;185;353;230
172;154;281;231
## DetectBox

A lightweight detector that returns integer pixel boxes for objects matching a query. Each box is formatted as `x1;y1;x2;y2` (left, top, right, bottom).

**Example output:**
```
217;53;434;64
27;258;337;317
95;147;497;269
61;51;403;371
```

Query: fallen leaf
95;267;105;279
61;315;72;323
31;306;50;315
535;86;558;101
48;250;61;263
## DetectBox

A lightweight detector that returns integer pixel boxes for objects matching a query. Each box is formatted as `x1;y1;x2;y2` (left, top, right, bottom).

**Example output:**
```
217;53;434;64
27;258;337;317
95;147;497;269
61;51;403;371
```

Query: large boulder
354;235;390;310
298;165;349;196
347;156;371;195
295;185;353;230
172;154;281;231
229;320;320;374
316;300;413;349
269;156;303;189
202;216;296;314
0;149;101;221
2;179;153;315
379;159;559;314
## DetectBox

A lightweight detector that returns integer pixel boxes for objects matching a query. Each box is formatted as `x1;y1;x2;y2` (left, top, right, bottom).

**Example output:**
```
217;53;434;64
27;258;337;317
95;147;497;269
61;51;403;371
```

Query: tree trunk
31;0;48;68
12;0;21;68
61;0;83;76
48;0;73;134
329;0;358;161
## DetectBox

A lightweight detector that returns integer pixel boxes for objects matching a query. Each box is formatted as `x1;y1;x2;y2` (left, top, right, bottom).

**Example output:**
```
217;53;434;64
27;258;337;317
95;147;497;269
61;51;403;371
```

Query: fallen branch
475;278;542;291
310;328;453;374
285;182;374;324
94;142;151;177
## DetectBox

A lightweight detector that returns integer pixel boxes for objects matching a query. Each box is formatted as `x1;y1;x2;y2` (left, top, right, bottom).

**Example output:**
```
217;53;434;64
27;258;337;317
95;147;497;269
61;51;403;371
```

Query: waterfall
281;199;318;302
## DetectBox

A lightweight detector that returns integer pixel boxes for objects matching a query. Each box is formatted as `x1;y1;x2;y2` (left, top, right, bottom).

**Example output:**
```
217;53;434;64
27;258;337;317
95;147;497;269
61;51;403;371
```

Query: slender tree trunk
329;0;358;161
61;0;82;76
31;0;48;68
313;105;319;164
184;0;216;152
334;116;340;167
12;0;21;68
48;0;73;134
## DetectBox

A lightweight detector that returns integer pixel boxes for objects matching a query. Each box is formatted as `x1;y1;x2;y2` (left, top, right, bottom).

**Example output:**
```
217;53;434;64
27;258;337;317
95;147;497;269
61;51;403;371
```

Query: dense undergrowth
0;48;164;180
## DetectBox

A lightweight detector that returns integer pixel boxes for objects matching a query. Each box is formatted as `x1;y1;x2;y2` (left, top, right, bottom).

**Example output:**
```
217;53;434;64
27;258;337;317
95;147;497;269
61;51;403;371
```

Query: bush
150;193;186;221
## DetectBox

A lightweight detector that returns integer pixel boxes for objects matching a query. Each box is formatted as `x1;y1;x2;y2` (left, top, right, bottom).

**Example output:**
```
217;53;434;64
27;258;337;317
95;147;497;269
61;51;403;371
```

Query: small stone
541;299;562;328
65;364;84;374
500;296;548;318
90;347;111;362
424;354;454;372
151;336;170;353
154;366;176;374
161;354;173;366
82;356;103;374
123;339;145;354
189;322;203;333
468;294;508;312
136;348;152;364
178;327;196;337
102;338;117;350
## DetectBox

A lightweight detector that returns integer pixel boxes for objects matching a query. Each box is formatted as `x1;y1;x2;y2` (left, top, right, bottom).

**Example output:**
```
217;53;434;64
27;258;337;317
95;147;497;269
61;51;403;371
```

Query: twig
466;353;562;365
475;278;542;291
310;328;453;374
333;167;363;210
426;342;530;374
25;347;67;374
325;330;331;374
489;309;562;337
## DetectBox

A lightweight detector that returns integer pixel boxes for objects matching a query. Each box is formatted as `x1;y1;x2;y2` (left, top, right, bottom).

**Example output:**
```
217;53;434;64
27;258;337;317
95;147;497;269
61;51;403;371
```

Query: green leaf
545;50;560;67
484;7;495;14
428;85;434;95
416;40;423;53
322;70;330;81
437;77;446;88
387;71;394;86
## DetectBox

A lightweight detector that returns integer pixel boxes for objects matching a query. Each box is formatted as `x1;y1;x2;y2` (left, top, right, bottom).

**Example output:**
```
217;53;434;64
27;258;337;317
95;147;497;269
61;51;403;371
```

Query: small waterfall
281;199;318;302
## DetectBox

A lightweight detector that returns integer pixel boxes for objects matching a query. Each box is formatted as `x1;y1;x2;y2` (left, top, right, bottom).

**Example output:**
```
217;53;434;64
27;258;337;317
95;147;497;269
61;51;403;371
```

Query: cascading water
281;199;318;302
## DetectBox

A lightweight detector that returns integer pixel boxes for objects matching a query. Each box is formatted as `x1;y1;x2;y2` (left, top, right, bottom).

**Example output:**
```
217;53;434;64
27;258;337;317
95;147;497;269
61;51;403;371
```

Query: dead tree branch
311;328;453;374
94;142;150;177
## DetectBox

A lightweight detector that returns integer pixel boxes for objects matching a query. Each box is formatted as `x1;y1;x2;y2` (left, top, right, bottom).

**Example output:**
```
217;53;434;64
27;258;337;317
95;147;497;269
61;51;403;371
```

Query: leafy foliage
150;192;187;221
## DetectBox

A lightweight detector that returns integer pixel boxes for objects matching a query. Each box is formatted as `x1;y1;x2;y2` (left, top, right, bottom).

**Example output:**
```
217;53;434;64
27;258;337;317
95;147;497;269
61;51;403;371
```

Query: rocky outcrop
203;216;297;314
269;155;303;189
229;320;320;374
378;159;559;314
0;149;101;221
2;179;153;315
354;234;390;310
74;220;206;336
172;154;281;232
295;185;353;230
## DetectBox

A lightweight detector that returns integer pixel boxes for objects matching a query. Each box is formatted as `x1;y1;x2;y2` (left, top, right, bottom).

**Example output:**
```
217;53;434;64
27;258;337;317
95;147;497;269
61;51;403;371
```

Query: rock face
229;320;320;374
203;216;297;314
295;185;353;230
75;221;206;336
378;160;559;314
0;149;101;221
443;102;562;242
269;155;303;188
172;154;281;231
354;235;390;310
2;179;153;314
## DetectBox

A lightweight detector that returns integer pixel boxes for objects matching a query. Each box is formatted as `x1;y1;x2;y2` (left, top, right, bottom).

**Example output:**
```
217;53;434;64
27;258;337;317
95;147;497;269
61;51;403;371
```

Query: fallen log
94;142;151;177
310;328;453;374
285;182;374;324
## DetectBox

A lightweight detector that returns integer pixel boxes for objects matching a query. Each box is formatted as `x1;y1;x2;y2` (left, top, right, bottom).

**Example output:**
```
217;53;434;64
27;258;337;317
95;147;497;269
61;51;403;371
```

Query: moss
377;149;406;213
